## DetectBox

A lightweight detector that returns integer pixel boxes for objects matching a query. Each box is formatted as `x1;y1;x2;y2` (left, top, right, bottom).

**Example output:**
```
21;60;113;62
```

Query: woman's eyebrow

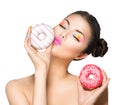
64;19;70;25
76;29;85;36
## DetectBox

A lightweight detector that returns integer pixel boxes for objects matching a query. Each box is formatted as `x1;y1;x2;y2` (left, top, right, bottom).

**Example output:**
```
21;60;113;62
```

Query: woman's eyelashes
59;24;67;29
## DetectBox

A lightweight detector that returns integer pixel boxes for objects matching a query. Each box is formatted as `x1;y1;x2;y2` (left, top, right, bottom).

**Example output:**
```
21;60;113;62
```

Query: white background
0;0;120;105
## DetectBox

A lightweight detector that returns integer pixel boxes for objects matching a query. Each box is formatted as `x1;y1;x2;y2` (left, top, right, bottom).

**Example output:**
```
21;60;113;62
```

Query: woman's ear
74;53;88;60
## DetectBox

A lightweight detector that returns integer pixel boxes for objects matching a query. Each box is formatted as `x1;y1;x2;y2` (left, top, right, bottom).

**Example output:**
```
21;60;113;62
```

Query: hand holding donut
24;25;53;72
79;64;103;90
78;64;110;105
30;23;54;50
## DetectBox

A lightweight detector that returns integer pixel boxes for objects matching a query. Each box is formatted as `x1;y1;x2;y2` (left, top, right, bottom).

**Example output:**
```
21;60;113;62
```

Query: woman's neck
46;57;71;86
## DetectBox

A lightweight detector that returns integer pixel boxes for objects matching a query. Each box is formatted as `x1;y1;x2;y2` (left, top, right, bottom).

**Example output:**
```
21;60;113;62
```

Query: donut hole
38;33;45;40
88;74;95;80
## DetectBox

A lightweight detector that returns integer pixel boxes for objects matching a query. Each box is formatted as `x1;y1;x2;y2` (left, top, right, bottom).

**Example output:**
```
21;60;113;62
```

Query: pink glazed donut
30;23;54;50
79;64;103;90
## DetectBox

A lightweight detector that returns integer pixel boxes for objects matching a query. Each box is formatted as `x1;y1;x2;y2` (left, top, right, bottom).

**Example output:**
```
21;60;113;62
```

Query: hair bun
92;38;108;57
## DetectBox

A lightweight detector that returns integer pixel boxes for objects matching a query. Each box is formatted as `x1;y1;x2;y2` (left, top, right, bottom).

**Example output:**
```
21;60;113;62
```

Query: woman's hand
77;70;110;105
24;26;53;71
24;27;51;105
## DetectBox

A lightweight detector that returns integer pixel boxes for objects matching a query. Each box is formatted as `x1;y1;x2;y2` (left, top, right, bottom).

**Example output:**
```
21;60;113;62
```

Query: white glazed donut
30;23;54;50
79;64;103;90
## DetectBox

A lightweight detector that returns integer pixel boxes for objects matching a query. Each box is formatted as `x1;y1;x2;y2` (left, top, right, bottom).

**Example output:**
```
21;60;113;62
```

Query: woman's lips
53;36;62;45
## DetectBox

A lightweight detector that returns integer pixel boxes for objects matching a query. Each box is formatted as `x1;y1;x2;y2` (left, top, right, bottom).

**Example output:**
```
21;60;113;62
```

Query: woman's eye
73;32;84;42
59;20;68;30
59;24;67;29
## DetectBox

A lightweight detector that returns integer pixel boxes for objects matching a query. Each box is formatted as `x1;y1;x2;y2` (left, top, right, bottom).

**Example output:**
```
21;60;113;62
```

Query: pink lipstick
54;36;62;45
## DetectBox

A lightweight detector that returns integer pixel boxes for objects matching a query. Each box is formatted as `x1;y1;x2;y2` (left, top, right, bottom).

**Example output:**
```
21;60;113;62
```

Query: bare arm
6;27;52;105
24;26;52;105
33;69;47;105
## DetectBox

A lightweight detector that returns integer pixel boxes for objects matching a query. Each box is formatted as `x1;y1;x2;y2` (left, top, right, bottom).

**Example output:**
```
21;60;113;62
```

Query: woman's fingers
24;26;32;49
93;77;110;98
26;26;32;37
24;26;38;56
92;70;110;97
102;70;107;85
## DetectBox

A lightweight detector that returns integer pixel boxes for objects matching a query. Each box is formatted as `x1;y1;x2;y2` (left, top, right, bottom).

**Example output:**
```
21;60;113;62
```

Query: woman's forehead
66;14;89;29
66;14;92;41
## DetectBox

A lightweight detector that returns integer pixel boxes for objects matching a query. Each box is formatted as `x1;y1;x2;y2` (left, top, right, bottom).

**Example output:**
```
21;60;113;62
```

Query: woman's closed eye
73;32;85;43
59;24;67;29
59;20;68;30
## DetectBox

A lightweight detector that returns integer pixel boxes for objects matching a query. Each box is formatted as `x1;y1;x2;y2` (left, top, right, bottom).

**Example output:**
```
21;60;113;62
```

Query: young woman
6;11;110;105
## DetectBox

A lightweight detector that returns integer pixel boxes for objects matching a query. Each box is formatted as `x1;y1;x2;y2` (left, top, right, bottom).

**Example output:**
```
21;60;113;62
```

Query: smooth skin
6;14;110;105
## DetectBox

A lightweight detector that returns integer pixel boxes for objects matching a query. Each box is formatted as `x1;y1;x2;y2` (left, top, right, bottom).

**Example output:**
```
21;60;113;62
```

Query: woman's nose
60;30;67;39
60;34;65;38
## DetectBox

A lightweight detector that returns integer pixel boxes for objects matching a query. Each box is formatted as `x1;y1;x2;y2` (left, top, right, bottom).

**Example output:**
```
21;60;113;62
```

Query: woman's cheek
65;41;81;54
53;26;63;35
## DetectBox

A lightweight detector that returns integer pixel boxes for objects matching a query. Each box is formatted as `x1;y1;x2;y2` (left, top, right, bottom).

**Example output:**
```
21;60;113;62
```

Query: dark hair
70;11;108;57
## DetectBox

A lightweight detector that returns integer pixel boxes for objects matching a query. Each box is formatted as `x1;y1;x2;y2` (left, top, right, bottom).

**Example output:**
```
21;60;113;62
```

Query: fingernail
26;26;32;38
28;26;32;30
27;26;32;35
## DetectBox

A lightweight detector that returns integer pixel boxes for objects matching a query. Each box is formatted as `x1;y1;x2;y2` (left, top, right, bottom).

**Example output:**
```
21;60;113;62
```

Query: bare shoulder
5;74;34;105
6;74;34;90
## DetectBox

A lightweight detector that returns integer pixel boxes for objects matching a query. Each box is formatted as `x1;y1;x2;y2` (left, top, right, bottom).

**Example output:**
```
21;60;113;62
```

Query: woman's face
52;14;91;60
